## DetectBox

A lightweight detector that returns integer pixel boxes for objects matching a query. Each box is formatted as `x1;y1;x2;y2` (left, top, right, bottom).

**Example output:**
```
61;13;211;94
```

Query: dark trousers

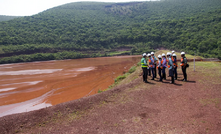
158;68;162;81
182;66;187;80
142;68;148;82
174;67;177;79
162;67;166;80
171;76;174;83
151;68;155;79
148;68;151;76
154;64;157;78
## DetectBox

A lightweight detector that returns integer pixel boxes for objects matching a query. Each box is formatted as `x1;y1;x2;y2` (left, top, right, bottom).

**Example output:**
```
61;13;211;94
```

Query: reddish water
0;56;140;117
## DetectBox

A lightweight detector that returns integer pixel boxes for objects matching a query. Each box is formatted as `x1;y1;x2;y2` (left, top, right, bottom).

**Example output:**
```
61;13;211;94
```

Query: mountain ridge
0;0;221;64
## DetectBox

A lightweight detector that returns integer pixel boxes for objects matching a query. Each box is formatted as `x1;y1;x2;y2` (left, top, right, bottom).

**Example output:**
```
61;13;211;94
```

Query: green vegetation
0;15;21;22
98;65;138;93
0;0;221;64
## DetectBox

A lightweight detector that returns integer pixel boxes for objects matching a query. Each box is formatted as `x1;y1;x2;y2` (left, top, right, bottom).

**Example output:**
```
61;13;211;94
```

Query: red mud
0;60;220;134
0;56;140;117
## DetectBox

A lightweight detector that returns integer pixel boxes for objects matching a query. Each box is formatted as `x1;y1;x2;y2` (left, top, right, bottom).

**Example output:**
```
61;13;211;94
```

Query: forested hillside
0;0;221;63
0;15;21;22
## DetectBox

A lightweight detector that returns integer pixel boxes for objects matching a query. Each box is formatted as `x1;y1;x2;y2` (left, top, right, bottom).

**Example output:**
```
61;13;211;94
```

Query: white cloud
0;0;158;16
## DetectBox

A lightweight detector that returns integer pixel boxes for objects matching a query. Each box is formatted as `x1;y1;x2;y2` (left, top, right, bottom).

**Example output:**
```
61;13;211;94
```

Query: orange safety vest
149;59;153;67
157;60;163;69
180;57;187;66
173;58;178;67
167;59;170;68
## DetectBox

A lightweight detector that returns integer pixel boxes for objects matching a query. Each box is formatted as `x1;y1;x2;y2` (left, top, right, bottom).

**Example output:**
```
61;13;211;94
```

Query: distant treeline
0;0;221;64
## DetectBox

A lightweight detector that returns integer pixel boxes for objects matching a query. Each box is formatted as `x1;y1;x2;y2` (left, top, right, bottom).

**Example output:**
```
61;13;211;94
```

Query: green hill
0;0;221;63
0;15;21;22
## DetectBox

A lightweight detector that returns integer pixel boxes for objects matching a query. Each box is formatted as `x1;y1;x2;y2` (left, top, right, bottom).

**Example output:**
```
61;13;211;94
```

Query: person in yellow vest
141;53;149;83
157;55;163;82
180;52;188;81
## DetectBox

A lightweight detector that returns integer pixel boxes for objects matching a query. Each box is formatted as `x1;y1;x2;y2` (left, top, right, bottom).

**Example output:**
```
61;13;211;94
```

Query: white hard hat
181;52;185;55
147;53;151;57
172;54;177;57
158;55;162;58
167;52;171;56
151;52;154;55
162;53;166;57
172;50;175;53
143;53;147;56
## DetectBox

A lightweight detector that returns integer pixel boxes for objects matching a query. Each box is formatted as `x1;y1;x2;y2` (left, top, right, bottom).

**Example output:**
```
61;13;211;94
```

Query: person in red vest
151;52;158;78
157;55;163;82
167;52;175;84
180;52;188;81
148;53;155;80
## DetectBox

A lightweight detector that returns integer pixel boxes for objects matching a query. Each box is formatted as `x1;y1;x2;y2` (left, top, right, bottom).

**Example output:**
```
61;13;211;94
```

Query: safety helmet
158;55;162;58
151;52;154;55
172;50;175;53
142;53;147;56
172;54;177;57
167;52;172;56
147;53;151;57
181;52;185;55
162;53;166;57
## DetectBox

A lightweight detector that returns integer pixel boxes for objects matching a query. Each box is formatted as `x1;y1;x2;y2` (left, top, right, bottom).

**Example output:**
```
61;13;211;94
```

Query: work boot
171;76;174;83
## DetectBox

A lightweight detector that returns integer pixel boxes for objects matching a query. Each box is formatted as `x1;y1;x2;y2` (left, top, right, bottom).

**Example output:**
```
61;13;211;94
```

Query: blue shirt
168;56;174;70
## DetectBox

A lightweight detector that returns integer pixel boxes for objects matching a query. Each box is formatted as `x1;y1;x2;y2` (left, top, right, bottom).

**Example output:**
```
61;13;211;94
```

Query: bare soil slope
0;55;221;134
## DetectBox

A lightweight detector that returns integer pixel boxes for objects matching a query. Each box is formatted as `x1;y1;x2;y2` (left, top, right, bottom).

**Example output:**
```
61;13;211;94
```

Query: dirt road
0;55;220;134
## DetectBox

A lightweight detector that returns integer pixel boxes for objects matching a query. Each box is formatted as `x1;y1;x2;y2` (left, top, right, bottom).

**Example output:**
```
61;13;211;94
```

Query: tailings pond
0;55;140;117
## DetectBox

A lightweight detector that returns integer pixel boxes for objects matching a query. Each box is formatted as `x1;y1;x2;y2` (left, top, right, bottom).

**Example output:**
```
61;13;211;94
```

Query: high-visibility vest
157;60;163;69
141;58;148;68
149;58;153;68
173;58;178;67
180;57;187;66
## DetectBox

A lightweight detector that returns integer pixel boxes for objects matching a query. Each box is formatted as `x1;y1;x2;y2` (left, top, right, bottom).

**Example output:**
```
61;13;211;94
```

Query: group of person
141;51;188;84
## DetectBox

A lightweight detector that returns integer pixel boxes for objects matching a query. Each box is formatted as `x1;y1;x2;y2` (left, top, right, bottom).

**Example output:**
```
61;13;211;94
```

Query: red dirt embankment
0;56;220;134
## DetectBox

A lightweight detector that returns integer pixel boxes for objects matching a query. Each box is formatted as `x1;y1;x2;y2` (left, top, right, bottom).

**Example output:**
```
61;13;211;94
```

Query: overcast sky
0;0;158;16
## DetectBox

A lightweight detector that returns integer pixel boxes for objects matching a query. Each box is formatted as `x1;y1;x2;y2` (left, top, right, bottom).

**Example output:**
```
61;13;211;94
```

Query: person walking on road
157;55;163;82
180;52;188;81
151;52;158;78
162;53;167;80
167;52;175;84
141;53;149;83
172;53;178;80
148;53;155;80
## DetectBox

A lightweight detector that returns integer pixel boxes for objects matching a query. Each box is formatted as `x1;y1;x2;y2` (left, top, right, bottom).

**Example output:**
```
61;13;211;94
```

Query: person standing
167;52;174;84
162;53;167;80
172;53;178;80
180;52;188;81
141;53;149;83
157;55;163;82
148;53;151;76
151;52;158;78
148;53;155;80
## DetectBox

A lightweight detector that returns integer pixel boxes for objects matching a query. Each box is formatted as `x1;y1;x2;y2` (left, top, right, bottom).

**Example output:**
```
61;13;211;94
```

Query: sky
0;0;158;16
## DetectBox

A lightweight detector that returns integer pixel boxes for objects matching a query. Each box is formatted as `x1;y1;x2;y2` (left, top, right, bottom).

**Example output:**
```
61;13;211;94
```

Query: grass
98;65;138;93
108;51;130;56
155;50;204;59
